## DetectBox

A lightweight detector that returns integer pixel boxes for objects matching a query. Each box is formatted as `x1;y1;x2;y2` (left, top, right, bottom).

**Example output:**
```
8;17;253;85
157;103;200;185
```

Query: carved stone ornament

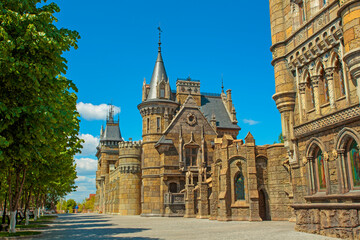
332;149;338;160
186;113;197;126
323;151;329;161
302;156;308;164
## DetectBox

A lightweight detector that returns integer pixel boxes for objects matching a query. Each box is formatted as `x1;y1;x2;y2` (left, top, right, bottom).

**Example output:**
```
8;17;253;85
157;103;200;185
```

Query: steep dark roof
101;124;122;141
200;95;240;130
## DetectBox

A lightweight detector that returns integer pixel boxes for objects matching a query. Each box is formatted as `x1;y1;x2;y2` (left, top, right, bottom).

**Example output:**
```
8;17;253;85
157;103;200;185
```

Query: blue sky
54;0;281;202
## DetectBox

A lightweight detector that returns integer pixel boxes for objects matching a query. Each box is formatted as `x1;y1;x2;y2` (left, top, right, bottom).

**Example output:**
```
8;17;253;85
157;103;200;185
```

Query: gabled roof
200;95;240;130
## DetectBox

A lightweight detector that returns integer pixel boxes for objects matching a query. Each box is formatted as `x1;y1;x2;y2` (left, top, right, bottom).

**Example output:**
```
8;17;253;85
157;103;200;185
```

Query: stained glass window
316;149;326;189
349;141;360;187
235;172;245;200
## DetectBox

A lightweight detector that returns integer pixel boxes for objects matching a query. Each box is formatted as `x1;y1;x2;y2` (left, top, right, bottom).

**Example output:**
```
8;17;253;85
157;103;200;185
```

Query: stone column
338;149;348;193
299;82;307;122
184;184;195;218
325;67;336;110
311;75;321;116
197;182;209;219
307;157;315;195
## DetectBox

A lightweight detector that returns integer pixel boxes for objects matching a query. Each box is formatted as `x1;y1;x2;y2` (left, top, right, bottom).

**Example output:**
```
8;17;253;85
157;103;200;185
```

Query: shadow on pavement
40;227;156;240
38;214;159;240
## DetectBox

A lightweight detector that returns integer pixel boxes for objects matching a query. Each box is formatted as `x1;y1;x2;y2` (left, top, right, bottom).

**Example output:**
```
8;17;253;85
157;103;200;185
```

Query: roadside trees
0;0;81;232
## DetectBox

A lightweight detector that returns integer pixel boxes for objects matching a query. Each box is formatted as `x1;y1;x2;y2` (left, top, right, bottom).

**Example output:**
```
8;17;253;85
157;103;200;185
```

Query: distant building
269;0;360;238
95;33;292;221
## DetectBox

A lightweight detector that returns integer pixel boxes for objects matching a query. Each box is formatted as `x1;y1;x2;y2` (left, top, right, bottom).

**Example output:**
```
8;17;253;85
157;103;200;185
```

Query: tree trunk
2;193;7;225
9;211;16;233
8;168;27;233
34;208;38;221
25;209;29;226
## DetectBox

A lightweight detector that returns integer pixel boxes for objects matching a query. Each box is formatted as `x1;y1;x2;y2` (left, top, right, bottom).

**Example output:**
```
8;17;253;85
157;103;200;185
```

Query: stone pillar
340;0;360;103
325;67;336;110
184;184;195;218
197;182;209;219
311;75;321;116
299;82;307;122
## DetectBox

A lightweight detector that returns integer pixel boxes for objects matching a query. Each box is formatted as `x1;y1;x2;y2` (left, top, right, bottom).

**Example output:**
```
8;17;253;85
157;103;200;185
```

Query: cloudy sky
56;0;281;202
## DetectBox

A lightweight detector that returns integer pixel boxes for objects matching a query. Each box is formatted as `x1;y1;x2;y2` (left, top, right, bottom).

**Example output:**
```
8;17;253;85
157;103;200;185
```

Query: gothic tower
95;105;122;213
137;31;179;216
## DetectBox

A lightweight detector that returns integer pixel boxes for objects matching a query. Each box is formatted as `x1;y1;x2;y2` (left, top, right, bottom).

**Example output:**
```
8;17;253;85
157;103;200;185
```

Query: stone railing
164;193;185;205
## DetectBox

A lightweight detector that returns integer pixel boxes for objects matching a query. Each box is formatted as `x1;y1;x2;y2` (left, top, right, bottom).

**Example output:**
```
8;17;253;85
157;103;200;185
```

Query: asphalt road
36;213;338;240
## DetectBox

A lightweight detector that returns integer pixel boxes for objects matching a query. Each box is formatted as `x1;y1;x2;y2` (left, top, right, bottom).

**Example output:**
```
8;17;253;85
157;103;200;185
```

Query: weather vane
157;25;162;51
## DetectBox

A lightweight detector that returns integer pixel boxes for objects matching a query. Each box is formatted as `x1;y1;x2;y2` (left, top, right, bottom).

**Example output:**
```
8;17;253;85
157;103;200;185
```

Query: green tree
278;133;284;143
0;0;80;232
66;199;76;213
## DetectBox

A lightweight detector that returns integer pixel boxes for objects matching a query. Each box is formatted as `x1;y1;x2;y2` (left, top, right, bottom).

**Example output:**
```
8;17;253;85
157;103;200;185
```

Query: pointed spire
146;27;169;100
107;104;114;123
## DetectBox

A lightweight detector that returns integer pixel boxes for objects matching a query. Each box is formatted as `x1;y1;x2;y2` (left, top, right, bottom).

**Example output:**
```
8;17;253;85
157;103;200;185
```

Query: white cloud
66;159;97;202
78;134;99;156
243;119;260;126
76;102;120;121
75;157;98;175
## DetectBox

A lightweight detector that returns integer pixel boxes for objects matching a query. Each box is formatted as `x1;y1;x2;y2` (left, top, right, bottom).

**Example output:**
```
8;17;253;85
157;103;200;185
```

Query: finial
157;26;162;52
221;74;224;93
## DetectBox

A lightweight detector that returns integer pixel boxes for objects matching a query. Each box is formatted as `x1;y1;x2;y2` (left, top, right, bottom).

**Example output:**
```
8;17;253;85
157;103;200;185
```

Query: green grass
0;231;41;237
16;224;48;229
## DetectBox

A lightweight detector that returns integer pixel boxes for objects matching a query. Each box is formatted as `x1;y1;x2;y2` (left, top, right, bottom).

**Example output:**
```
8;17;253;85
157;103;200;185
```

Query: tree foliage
0;0;81;232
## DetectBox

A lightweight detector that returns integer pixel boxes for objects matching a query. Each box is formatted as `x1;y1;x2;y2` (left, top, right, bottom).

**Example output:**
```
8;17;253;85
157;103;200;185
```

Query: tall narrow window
160;85;165;98
235;172;245;200
306;77;315;110
146;118;150;133
156;117;160;133
316;149;326;190
335;61;346;98
348;140;360;187
185;147;198;166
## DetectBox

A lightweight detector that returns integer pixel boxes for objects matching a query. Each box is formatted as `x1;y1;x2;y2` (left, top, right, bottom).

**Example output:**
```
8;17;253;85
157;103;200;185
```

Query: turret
137;28;179;216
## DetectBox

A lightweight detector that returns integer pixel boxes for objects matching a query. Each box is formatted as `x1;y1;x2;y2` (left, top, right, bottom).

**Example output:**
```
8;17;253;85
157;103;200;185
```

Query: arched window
315;148;326;190
306;141;328;194
347;140;360;188
235;172;245;200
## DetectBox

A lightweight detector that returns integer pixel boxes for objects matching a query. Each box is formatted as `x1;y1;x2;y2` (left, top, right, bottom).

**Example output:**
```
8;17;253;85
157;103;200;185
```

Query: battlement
119;140;142;149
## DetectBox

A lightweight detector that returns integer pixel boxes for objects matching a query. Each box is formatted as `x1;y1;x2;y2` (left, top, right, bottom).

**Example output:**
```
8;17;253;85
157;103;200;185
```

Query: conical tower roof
146;30;168;100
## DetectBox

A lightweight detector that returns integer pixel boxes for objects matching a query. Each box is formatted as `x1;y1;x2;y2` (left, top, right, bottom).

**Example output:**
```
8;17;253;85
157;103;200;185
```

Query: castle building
269;0;360;238
95;33;293;222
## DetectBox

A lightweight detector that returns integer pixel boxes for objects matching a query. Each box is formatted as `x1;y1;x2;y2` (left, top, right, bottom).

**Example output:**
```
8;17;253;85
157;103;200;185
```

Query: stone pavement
36;213;338;240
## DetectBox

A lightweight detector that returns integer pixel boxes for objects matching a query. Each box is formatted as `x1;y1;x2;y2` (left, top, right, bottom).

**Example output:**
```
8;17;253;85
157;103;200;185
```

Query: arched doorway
258;189;269;220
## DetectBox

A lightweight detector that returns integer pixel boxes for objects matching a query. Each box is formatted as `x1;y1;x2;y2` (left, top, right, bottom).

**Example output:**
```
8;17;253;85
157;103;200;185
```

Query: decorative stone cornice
294;105;360;137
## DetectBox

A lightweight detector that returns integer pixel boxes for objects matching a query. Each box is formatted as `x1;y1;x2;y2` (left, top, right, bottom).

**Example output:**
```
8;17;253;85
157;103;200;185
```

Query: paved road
37;213;338;240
